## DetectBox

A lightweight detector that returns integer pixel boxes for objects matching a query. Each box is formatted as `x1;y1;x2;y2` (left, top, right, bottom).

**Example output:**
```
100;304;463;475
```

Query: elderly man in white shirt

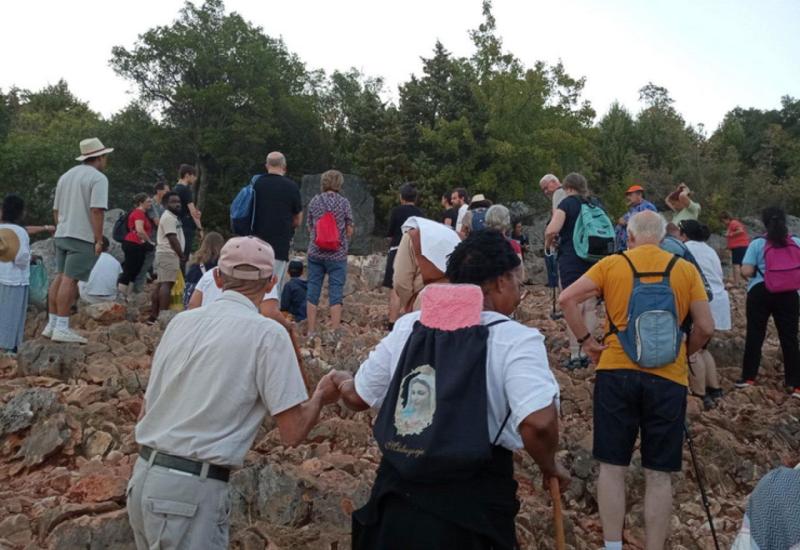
127;236;338;550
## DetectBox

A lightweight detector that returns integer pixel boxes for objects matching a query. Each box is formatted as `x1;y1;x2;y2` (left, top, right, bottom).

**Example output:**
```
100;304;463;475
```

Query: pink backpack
762;236;800;293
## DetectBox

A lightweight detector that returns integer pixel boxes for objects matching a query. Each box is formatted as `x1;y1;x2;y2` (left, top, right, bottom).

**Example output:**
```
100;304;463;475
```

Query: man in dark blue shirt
252;152;303;294
280;260;307;321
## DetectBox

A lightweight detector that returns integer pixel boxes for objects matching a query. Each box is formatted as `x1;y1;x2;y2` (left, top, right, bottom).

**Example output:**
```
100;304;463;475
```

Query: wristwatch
577;333;592;345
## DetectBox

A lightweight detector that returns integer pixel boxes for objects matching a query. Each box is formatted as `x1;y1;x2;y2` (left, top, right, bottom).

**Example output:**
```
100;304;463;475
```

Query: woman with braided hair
330;230;569;549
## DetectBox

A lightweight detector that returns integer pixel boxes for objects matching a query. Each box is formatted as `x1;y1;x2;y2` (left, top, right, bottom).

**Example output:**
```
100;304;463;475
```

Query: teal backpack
573;198;615;262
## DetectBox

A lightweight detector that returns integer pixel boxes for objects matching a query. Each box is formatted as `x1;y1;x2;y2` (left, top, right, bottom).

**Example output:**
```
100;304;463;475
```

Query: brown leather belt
139;446;231;483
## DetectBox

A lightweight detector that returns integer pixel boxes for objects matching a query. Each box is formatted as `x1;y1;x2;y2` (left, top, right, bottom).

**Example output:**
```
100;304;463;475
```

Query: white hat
75;138;114;161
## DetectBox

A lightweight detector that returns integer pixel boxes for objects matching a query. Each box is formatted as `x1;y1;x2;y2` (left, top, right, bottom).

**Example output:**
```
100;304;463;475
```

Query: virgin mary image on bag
394;365;436;436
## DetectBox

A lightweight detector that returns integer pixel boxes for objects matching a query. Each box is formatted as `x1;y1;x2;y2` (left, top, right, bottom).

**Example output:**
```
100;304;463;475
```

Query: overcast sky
1;0;798;131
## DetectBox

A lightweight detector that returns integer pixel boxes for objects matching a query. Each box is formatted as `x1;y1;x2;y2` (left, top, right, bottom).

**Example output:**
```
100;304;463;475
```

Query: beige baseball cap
218;236;275;280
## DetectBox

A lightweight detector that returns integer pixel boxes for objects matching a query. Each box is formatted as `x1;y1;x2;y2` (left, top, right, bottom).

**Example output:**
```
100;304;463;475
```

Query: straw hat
75;138;114;161
469;194;492;209
0;228;20;262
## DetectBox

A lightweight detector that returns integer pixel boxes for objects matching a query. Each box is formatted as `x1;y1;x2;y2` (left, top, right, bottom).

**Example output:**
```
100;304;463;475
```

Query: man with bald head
252;151;303;293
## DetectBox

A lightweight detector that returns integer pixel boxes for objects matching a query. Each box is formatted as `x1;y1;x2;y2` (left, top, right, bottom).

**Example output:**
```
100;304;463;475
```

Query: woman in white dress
679;220;731;409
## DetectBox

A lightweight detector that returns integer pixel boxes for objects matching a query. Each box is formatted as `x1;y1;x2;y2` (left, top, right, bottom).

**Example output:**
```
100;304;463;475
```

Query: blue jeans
307;258;347;306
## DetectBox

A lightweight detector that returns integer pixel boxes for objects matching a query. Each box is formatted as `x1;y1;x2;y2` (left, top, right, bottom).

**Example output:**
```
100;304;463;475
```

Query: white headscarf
401;217;462;273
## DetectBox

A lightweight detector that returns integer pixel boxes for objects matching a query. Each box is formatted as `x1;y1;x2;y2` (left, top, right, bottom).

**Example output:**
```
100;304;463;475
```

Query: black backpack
373;319;510;483
112;211;130;243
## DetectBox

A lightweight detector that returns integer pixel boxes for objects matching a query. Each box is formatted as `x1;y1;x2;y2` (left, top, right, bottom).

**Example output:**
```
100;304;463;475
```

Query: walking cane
549;478;566;550
684;423;721;550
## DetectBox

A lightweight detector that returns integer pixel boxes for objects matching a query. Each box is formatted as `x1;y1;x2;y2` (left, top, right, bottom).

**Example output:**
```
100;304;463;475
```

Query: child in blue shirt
281;260;308;321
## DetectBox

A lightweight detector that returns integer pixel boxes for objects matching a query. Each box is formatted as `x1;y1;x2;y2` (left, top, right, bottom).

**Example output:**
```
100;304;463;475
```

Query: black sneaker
702;395;716;410
734;379;755;388
562;357;586;371
707;387;724;400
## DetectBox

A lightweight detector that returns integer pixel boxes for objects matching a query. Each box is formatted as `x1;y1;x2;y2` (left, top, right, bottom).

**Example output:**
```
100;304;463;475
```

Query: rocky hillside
1;256;798;549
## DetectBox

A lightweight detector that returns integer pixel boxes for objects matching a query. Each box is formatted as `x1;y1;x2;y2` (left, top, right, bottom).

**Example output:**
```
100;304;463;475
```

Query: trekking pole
548;478;566;550
684;423;721;550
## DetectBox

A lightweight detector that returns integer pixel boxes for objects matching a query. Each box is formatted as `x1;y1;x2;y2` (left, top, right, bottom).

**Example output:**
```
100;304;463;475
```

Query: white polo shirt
354;311;559;451
136;291;308;467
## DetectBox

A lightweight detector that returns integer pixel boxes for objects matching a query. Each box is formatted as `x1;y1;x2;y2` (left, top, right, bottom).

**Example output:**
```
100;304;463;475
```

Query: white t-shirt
552;187;567;212
195;267;280;306
354;310;559;451
53;164;109;243
0;224;31;286
685;240;731;331
136;291;308;466
156;210;185;257
78;252;121;298
455;203;469;233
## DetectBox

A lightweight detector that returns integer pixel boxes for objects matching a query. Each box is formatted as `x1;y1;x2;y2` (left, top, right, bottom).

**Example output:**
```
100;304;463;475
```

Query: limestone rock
85;302;127;324
0;388;61;437
83;431;113;459
16;341;87;380
17;413;70;467
45;508;133;550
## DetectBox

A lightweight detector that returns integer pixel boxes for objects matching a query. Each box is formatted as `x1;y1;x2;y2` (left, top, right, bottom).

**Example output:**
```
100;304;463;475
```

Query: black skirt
352;447;519;550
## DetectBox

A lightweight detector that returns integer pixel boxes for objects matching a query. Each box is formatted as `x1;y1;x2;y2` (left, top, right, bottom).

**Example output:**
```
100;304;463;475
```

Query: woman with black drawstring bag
330;230;569;549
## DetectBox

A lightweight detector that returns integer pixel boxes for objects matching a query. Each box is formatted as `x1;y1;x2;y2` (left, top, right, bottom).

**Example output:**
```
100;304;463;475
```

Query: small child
281;260;307;322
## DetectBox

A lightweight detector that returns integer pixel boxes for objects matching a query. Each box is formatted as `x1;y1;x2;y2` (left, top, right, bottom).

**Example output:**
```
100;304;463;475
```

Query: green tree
110;0;326;229
0;81;104;223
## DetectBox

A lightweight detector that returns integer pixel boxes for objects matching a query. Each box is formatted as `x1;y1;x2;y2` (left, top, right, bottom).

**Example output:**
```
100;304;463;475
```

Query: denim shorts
593;370;687;472
306;258;347;306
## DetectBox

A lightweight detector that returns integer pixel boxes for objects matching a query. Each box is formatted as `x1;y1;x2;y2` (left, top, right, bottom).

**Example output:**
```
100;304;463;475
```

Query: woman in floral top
306;170;354;335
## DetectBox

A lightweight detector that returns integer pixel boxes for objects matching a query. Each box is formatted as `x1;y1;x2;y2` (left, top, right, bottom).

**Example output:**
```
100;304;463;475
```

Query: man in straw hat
42;138;112;344
127;236;340;549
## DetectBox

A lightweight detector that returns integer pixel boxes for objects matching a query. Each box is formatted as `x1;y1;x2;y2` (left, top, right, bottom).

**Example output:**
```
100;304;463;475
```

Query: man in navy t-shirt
251;151;303;294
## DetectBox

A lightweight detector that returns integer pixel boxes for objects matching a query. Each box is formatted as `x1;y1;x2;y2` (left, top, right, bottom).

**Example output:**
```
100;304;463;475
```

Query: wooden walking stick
549;477;566;550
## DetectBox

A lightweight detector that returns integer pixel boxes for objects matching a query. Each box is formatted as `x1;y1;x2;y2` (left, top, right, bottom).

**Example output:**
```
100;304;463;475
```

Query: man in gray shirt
42;138;112;344
128;236;339;549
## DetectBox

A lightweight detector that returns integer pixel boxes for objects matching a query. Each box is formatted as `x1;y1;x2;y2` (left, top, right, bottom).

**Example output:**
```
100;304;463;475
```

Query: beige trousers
127;456;231;550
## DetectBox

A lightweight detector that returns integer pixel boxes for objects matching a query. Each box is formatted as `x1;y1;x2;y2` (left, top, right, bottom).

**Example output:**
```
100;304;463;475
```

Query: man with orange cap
615;184;657;251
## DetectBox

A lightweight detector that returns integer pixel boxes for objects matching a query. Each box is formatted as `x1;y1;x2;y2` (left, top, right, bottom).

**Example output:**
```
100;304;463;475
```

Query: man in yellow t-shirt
559;210;713;550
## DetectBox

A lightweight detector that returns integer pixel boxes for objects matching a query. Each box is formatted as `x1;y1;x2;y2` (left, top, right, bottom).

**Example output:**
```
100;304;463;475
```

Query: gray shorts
127;456;231;550
55;237;98;282
155;252;180;283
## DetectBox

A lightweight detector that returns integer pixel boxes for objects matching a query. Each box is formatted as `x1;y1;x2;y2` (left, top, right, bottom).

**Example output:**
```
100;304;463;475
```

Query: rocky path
1;273;798;549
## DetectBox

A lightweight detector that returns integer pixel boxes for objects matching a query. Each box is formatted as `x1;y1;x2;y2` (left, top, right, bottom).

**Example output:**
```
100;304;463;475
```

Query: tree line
1;0;798;235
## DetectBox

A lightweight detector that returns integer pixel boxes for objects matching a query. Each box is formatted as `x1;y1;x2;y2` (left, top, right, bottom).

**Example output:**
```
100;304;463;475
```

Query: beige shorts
155;252;180;283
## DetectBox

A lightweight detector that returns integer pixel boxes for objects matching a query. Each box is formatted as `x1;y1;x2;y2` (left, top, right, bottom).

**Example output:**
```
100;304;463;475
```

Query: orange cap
625;185;644;194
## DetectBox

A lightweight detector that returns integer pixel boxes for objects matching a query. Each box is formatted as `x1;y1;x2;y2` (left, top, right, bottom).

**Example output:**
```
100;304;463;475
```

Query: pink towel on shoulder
420;284;483;330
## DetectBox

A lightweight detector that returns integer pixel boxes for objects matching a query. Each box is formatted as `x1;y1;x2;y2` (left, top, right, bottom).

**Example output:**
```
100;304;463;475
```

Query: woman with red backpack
737;206;800;398
305;169;354;337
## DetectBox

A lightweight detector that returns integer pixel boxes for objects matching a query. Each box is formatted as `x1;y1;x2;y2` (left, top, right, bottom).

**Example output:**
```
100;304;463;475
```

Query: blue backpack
573;198;615;262
606;253;683;368
470;207;488;231
230;175;260;235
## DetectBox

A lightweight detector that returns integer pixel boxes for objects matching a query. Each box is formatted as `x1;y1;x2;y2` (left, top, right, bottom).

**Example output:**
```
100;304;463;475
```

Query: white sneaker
51;328;88;345
41;324;54;339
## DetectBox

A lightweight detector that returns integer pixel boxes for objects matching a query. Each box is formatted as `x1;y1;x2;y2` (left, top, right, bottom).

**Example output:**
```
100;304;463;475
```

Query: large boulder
292;174;375;256
30;209;126;290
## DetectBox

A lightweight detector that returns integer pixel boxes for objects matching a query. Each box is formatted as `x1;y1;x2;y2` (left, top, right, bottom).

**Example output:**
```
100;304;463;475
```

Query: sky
1;0;798;131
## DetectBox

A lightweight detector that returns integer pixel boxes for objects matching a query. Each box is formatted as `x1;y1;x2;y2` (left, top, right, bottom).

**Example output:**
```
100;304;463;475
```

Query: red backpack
762;236;800;293
314;196;340;251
